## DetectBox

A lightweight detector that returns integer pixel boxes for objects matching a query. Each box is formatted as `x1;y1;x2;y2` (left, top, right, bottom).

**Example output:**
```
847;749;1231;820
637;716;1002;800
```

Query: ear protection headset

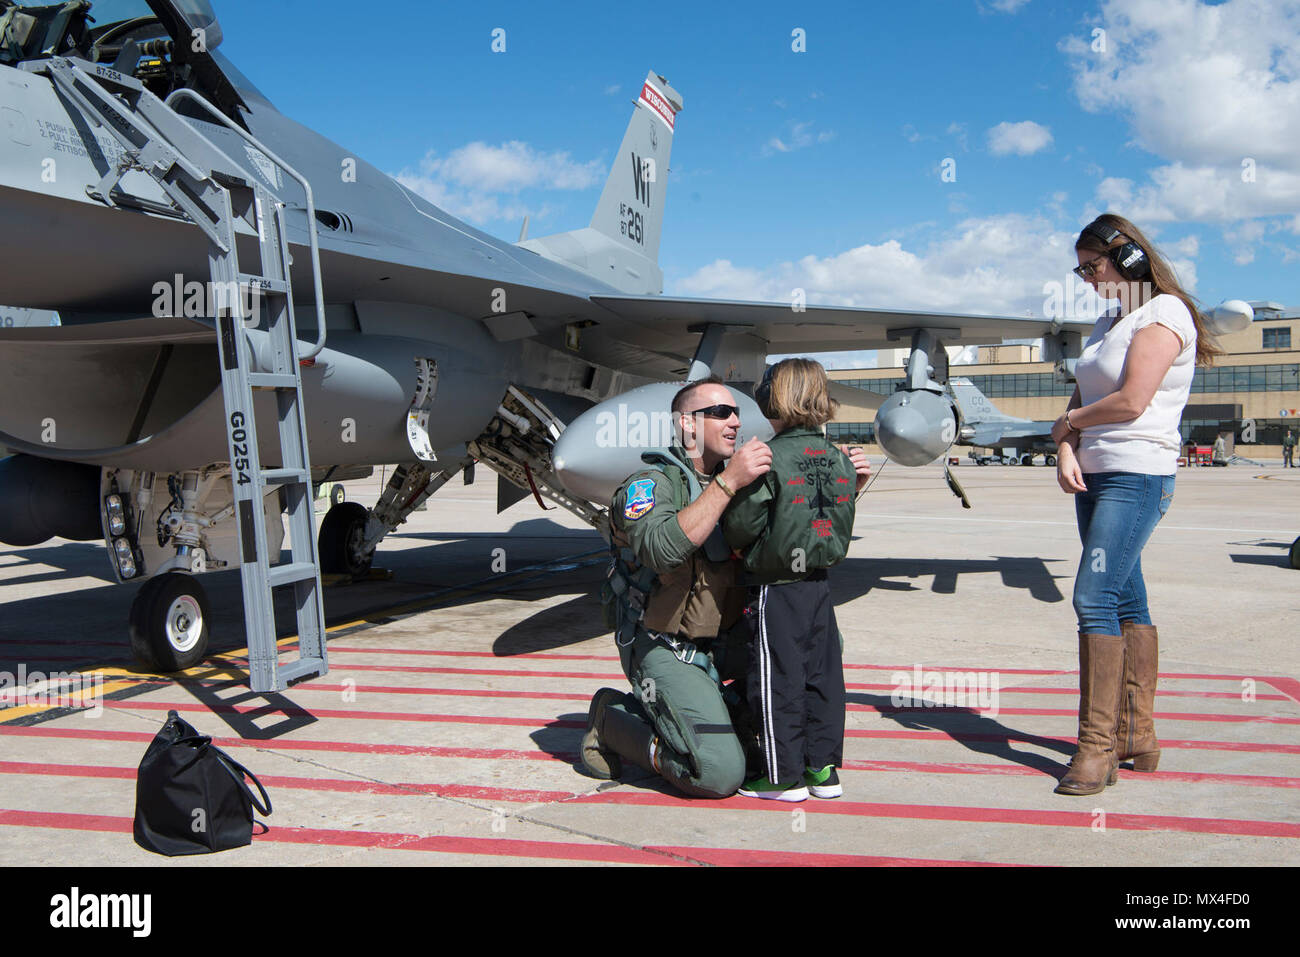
754;364;775;418
1081;222;1150;280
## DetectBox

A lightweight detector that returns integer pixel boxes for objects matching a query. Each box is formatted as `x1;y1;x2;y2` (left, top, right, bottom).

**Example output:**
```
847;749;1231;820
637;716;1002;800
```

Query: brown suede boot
1055;633;1125;796
1115;622;1161;771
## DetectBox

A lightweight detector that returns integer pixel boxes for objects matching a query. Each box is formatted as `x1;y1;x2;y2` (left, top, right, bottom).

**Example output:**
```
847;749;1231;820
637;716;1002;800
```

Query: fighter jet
0;0;1249;683
949;378;1060;467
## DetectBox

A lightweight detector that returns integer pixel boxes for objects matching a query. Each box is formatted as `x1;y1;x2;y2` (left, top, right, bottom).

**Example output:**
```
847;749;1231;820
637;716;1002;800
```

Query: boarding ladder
37;57;329;692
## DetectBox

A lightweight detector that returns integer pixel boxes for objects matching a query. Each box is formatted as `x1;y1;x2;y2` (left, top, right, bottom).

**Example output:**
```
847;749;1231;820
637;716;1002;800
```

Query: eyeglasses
1073;255;1107;280
685;404;740;420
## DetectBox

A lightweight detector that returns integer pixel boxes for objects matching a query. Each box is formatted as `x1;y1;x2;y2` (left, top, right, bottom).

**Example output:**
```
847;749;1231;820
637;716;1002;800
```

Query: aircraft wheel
129;573;211;673
330;483;347;507
1020;454;1034;466
977;458;988;466
319;501;374;577
1045;454;1057;467
1290;535;1300;570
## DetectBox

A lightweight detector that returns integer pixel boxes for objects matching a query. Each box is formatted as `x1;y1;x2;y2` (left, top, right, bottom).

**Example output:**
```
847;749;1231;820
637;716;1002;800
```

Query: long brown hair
1076;213;1221;366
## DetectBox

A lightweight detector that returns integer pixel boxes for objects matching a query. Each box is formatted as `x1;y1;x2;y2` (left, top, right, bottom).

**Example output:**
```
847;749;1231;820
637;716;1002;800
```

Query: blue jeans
1072;472;1175;635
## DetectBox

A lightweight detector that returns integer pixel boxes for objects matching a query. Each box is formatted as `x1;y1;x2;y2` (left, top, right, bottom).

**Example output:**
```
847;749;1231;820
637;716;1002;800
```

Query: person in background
1281;428;1295;468
1212;432;1228;466
1050;213;1221;796
722;358;870;801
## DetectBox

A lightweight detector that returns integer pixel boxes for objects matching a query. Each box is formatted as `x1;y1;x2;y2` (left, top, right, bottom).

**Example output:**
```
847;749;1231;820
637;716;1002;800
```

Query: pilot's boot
1115;622;1161;772
1054;633;1125;796
580;687;631;779
596;704;661;776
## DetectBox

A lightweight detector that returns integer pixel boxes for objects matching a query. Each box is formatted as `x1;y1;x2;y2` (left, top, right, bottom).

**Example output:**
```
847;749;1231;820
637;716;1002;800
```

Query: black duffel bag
133;709;272;856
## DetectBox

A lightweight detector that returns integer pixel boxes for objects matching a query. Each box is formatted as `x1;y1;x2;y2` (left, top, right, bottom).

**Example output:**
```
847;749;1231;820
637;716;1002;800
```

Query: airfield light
105;494;127;536
113;538;137;579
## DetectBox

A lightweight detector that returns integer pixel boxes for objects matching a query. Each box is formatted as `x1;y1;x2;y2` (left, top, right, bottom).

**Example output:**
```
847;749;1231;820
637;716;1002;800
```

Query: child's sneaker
739;776;809;802
803;766;842;799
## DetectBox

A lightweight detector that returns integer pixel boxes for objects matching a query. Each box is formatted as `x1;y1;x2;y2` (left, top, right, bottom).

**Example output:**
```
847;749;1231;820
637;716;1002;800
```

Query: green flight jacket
722;426;857;585
610;446;743;638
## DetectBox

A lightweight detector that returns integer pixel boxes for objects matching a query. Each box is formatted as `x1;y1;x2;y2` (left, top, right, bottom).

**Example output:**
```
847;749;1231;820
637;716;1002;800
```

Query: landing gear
129;572;211;672
1021;454;1034;466
1045;454;1057;467
318;501;374;577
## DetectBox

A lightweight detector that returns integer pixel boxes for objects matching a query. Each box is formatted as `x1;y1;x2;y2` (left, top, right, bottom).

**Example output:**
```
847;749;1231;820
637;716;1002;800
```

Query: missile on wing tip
553;382;773;506
1204;300;1253;337
874;389;958;468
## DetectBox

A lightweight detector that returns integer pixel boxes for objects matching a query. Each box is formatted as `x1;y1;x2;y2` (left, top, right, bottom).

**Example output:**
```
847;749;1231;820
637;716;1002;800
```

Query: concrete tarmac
1;460;1296;866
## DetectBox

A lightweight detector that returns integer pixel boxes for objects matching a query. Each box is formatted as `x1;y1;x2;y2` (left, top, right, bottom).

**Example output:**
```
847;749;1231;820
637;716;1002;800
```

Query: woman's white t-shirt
1074;294;1198;476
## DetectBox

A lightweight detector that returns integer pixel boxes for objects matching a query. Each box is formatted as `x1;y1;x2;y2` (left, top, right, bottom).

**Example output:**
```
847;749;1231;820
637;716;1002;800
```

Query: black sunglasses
1073;254;1107;280
685;404;740;420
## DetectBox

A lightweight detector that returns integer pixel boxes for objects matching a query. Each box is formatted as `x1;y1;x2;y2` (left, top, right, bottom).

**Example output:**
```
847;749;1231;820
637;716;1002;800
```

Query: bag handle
213;750;273;817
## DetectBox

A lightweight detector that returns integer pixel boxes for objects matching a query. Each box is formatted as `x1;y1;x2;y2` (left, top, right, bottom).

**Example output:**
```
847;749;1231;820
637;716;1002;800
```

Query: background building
826;302;1300;460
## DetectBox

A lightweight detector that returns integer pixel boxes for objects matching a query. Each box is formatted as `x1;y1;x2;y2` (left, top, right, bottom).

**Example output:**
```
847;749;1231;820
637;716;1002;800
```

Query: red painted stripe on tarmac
0;808;680;864
858;704;1300;724
572;792;1300;838
0;725;560;761
271;646;1300;690
268;665;1292;703
323;646;612;659
844;728;1300;754
97;698;587;728
1264;678;1300;705
6;721;1298;761
849;683;1289;701
0;761;577;803
641;846;1018;867
839;759;1300;789
292;682;590;702
0;807;1021;866
8;755;1295;795
94;695;1293;729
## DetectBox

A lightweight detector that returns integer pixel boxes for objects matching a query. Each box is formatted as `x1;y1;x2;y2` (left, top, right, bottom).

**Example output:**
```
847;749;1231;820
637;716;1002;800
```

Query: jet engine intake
0;455;102;546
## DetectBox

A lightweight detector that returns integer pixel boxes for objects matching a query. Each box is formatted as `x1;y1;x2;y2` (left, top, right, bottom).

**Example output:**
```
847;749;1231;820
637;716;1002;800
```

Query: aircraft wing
588;294;1092;356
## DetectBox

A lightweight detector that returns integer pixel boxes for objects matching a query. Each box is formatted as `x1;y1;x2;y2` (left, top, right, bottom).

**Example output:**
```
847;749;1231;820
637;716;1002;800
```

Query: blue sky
211;0;1299;356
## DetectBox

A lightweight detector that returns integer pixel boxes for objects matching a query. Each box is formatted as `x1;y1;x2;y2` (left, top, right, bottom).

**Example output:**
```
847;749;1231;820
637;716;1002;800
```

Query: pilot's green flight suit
586;445;753;798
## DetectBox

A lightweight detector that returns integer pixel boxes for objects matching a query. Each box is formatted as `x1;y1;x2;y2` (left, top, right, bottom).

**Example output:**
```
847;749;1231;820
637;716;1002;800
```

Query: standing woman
1050;214;1219;796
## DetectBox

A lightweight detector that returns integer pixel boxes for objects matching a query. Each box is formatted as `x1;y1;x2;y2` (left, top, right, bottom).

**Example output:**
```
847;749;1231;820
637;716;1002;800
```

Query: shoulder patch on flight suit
624;478;657;520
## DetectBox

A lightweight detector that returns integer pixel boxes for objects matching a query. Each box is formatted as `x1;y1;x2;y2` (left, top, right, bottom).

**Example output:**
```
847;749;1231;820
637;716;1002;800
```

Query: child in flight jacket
723;358;863;801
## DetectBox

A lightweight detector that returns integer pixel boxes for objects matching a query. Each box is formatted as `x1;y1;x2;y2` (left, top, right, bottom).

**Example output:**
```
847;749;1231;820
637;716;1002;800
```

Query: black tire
1290;536;1300;571
1045;454;1057;467
128;573;211;673
330;483;346;507
1021;454;1033;466
319;501;373;576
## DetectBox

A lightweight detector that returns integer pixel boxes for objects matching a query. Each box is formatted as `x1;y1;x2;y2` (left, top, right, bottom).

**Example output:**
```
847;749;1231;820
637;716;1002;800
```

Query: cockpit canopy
0;1;267;121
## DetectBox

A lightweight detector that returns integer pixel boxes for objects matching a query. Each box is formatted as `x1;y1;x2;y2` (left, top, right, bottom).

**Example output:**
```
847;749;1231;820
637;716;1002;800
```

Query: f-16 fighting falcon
0;1;1249;689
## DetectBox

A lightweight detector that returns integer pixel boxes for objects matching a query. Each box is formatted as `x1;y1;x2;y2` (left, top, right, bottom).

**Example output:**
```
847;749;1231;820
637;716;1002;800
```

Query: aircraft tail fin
949;377;1009;424
517;71;681;295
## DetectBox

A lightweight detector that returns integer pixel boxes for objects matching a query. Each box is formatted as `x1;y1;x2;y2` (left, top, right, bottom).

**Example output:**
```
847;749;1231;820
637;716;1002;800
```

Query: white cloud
989;0;1033;12
604;84;621;96
670;214;1117;318
1224;220;1268;264
987;120;1054;156
1064;0;1300;238
764;121;835;155
393;141;602;226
